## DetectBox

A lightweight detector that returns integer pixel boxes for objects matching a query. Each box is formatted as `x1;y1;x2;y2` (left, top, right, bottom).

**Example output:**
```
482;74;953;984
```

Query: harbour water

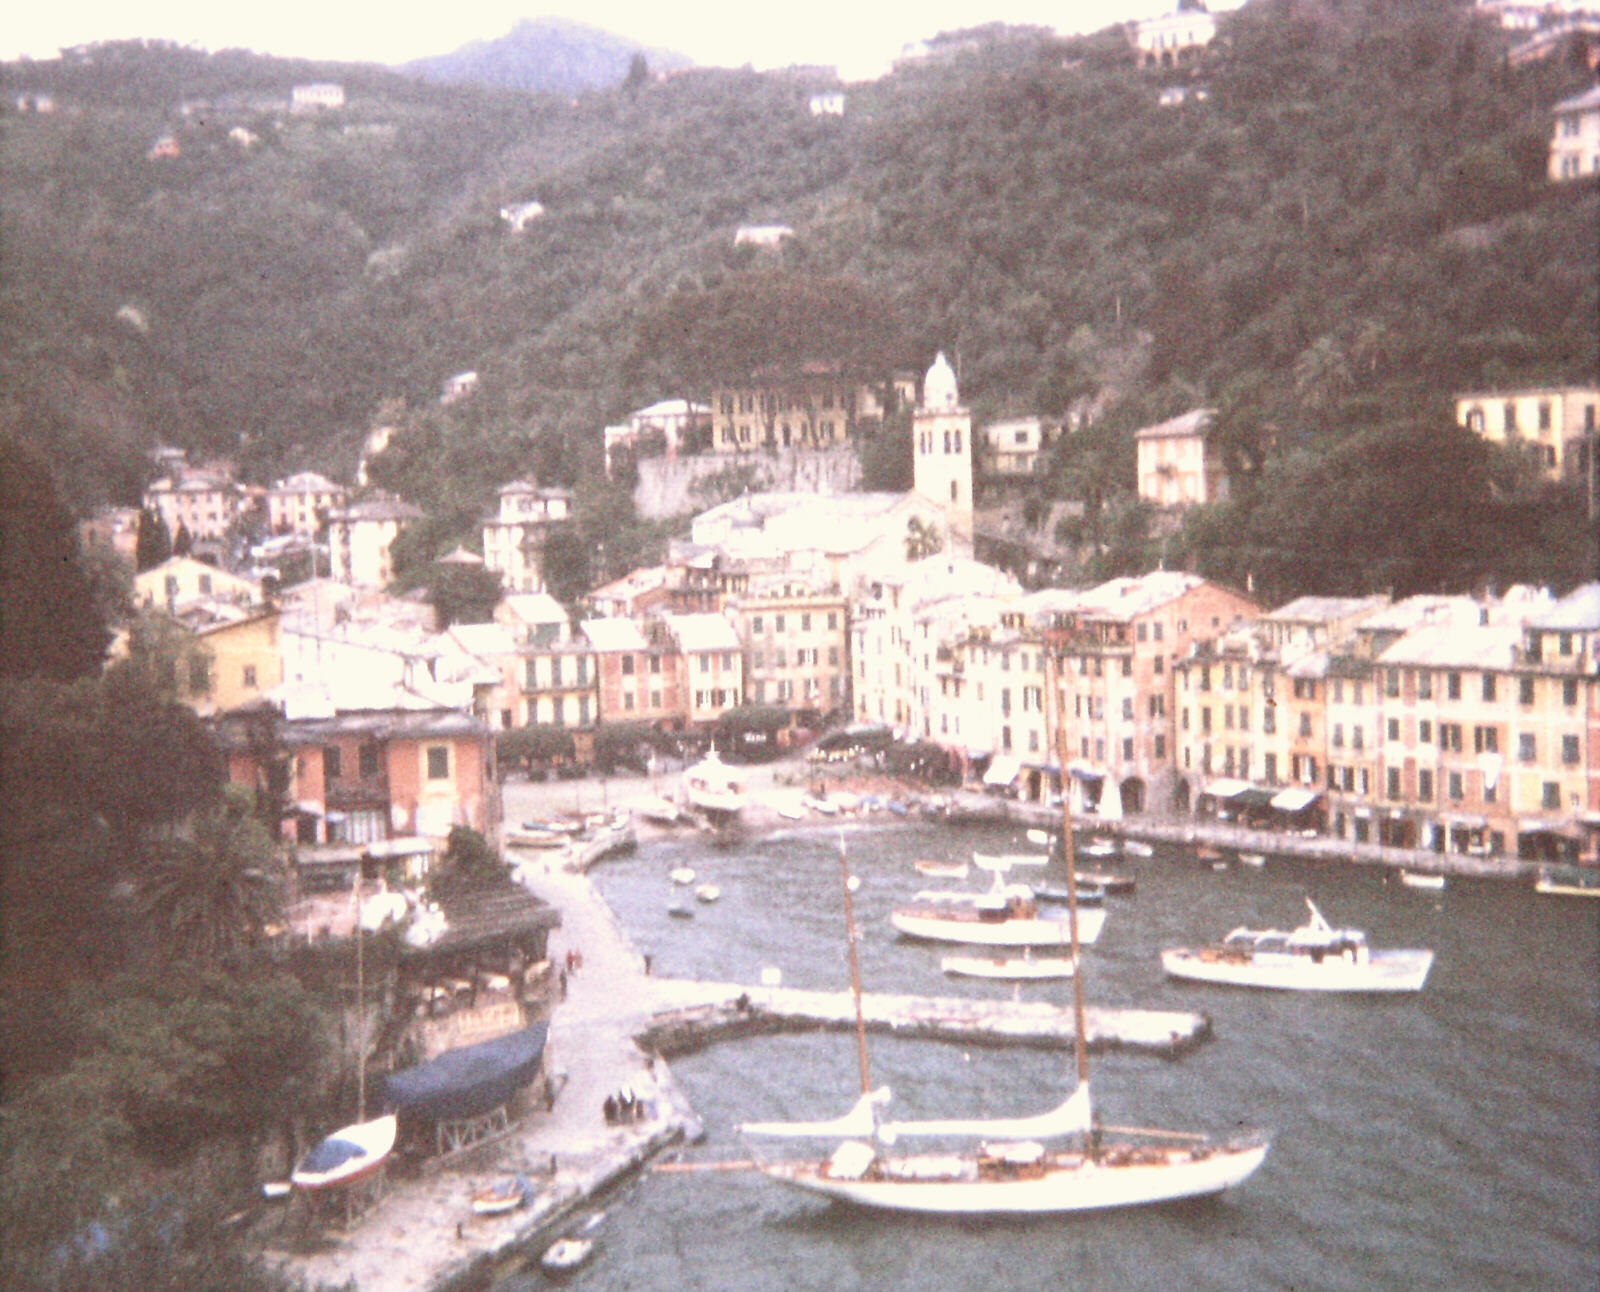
517;821;1599;1291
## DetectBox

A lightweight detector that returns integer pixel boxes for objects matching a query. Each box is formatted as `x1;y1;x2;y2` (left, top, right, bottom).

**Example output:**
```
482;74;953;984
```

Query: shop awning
1205;778;1253;800
1271;787;1321;812
984;755;1022;787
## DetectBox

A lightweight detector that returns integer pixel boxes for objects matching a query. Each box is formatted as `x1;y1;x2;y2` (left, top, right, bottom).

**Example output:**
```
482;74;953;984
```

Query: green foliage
905;515;944;561
593;720;670;771
2;11;1595;593
430;825;509;895
1;436;109;682
498;724;577;768
135;507;172;571
136;797;285;966
427;560;504;627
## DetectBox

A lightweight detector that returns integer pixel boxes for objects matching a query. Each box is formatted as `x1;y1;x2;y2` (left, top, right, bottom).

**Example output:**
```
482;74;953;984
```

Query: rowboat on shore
290;1114;397;1191
471;1175;530;1215
1534;865;1600;898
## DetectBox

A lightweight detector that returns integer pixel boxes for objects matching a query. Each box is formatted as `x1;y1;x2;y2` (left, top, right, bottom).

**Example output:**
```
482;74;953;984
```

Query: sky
2;1;1182;81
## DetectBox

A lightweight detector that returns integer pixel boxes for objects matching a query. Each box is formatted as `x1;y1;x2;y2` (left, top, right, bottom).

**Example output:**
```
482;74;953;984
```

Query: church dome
922;351;959;411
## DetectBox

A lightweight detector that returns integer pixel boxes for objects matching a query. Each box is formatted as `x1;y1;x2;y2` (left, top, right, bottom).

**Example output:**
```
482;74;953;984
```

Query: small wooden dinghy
914;860;969;879
941;953;1075;980
471;1175;529;1215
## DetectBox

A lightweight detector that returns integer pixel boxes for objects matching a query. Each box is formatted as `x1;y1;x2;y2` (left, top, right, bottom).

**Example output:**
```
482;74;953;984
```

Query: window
1299;712;1313;738
1418;672;1432;701
1385;668;1399;698
752;616;764;633
722;652;736;670
324;746;342;779
359;744;380;778
198;573;212;594
1418;721;1431;744
1440;723;1463;752
1473;726;1499;754
700;655;711;674
1122;697;1134;721
1121;657;1132;678
1563;678;1579;707
1418;769;1433;801
1352;726;1364;750
1448;771;1463;800
1154;734;1166;760
1447;672;1461;700
622;692;635;711
242;664;257;688
1543;781;1561;810
426;746;449;779
621;655;635;676
775;615;786;632
801;613;812;632
1201;707;1212;734
1387;768;1402;800
1482;674;1497;703
1263;706;1276;735
1387;718;1400;741
1520;676;1536;706
828;612;838;630
526;659;539;688
1153;656;1164;675
1122;737;1134;761
1563;734;1580;765
1519;733;1537;763
1332;723;1344;748
1264;752;1278;782
551;656;562;686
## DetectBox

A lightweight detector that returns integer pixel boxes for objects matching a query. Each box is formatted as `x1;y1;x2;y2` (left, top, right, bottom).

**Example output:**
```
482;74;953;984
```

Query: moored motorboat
891;883;1106;947
668;901;694;919
1161;899;1434;993
682;746;747;819
290;1114;397;1191
914;860;969;879
1238;851;1267;868
669;867;696;885
1077;870;1135;894
1081;838;1118;858
1123;840;1154;858
470;1174;530;1215
1534;865;1600;898
1399;869;1446;891
540;1236;596;1275
941;952;1075;980
695;883;721;904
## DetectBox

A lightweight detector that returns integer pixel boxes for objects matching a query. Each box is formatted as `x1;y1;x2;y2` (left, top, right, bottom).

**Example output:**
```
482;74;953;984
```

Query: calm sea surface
515;821;1599;1292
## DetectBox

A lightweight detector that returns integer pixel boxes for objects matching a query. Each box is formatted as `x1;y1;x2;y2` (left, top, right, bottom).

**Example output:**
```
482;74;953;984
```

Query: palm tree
139;799;283;964
905;516;943;561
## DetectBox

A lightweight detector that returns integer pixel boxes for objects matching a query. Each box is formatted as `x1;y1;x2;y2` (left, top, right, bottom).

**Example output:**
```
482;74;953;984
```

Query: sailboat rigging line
838;832;872;1098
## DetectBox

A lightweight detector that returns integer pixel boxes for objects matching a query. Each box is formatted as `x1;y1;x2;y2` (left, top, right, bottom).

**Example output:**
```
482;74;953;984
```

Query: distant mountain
400;17;691;94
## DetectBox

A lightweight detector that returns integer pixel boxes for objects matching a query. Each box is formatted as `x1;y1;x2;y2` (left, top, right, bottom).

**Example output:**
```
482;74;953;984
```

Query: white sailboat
740;668;1270;1215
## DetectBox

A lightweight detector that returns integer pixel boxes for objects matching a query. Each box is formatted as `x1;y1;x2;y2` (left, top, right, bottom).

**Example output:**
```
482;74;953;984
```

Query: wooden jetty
637;981;1210;1059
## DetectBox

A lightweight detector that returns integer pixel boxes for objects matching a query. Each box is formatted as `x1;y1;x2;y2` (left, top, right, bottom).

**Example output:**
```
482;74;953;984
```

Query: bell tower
912;351;973;550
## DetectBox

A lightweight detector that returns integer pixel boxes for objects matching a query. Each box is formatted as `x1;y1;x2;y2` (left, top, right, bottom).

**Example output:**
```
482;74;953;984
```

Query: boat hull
1161;947;1433;992
291;1114;397;1191
762;1141;1268;1214
891;906;1105;947
941;955;1075;980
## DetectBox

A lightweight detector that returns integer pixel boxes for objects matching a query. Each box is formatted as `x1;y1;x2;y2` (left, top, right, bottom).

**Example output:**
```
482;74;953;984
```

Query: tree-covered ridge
1;2;1595;586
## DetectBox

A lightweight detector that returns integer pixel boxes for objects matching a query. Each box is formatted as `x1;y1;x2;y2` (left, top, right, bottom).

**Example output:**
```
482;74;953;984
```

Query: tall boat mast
838;835;872;1097
1047;652;1091;1094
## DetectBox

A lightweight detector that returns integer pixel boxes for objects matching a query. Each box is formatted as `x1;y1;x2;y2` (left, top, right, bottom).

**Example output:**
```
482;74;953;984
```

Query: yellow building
135;555;261;612
709;367;914;453
731;580;852;718
1134;409;1228;508
1455;385;1599;478
266;471;346;537
143;471;243;542
326;493;424;589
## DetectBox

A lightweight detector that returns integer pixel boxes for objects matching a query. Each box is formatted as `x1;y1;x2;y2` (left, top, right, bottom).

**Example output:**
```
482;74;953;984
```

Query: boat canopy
381;1022;548;1123
983;755;1022;786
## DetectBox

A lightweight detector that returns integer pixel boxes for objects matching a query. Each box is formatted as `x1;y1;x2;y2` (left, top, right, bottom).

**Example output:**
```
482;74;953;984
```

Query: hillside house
267;471;347;537
1132;9;1217;69
143;469;243;542
603;398;710;474
291;83;346;112
326;493;424;588
499;200;546;232
1549;83;1600;181
481;481;574;594
1135;408;1228;508
733;224;794;248
809;92;846;116
980;416;1052;478
136;555;262;613
709;365;914;454
1456;385;1600;477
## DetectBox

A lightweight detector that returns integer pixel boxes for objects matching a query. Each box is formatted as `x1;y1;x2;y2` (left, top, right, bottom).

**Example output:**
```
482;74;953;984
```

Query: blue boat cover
381;1022;549;1122
299;1133;370;1173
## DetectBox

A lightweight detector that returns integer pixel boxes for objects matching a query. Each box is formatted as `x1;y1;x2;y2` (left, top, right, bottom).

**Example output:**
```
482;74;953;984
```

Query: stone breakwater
638;982;1211;1060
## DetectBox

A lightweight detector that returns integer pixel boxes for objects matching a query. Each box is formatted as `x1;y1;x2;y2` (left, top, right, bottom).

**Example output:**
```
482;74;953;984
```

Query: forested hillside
1;0;1595;596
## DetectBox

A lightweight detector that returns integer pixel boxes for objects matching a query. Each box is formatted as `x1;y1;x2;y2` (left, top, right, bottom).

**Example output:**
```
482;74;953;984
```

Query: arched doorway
1172;777;1192;815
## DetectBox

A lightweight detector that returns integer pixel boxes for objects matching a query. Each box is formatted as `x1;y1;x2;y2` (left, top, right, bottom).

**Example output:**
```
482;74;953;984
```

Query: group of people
602;1086;651;1125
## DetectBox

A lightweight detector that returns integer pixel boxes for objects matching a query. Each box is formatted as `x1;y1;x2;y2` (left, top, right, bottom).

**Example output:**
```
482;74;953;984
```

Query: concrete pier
638;980;1210;1059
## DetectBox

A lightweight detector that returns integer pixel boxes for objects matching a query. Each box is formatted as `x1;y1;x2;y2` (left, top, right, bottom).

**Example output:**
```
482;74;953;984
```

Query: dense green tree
135;507;173;571
498;724;577;770
136;795;284;965
426;560;504;628
0;436;110;682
